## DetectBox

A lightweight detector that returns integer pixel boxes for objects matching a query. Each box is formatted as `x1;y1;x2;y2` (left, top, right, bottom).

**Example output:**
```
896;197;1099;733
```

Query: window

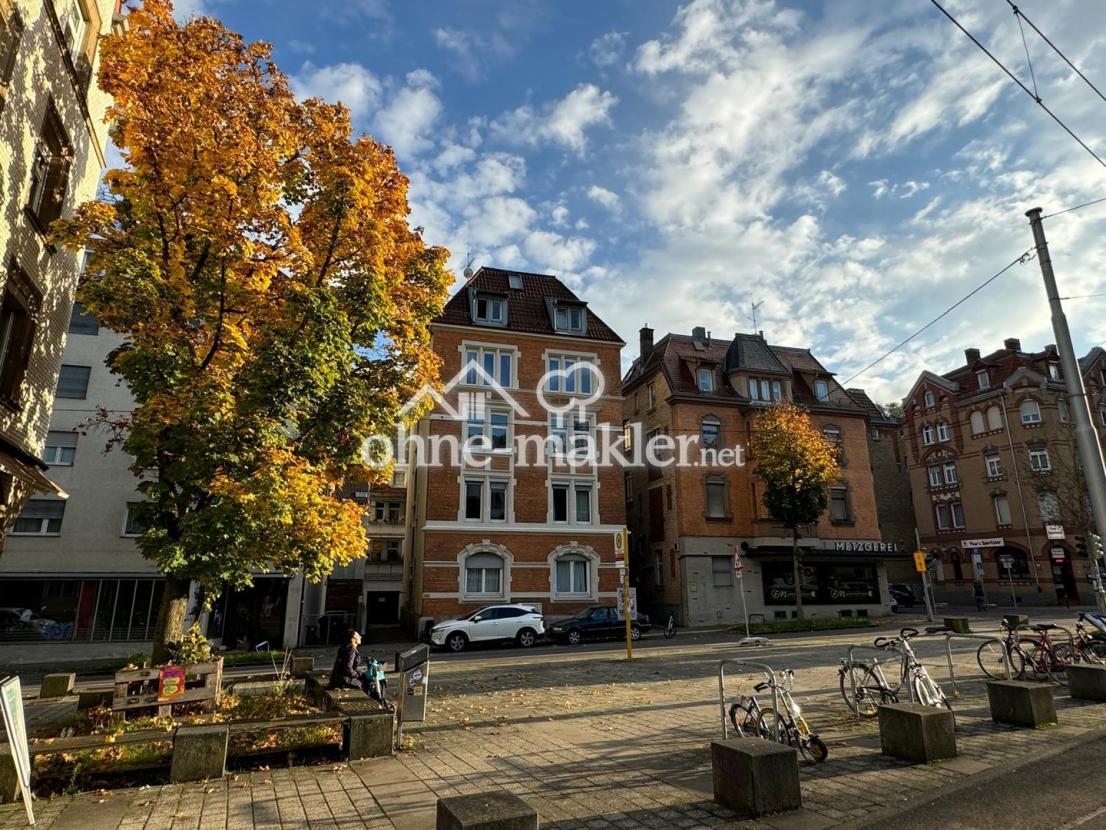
815;379;829;401
372;501;403;523
705;476;729;518
392;469;407;488
829;486;850;522
936;502;964;530
11;499;64;535
977;370;990;390
936;421;949;442
697;367;714;392
647;384;655;410
462;477;510;522
712;556;733;587
124;502;147;536
463;345;513;387
748;377;783;401
555;554;589;595
986;405;1003;431
624;472;632;503
942;461;958;485
465;409;510;451
1000;549;1030;580
55;365;91;399
1039;492;1061;521
551;481;593;524
60;0;88;61
553;304;585;333
622;421;633;451
701;418;720;449
951;502;965;528
43;431;77;465
970;411;985;435
936;503;950;530
928;465;942;487
27;102;72;229
0;263;40;406
507;273;523;290
1059;398;1070;423
548;414;593;458
654;551;663;587
1048;362;1060;380
473;294;506;325
985;452;1003;478
0;6;24;104
68;301;98;335
922;424;935;445
547;353;596;394
1020;399;1041;425
464;552;503;596
1029;447;1051;471
383;539;402;561
924;390;935;407
993;495;1011;525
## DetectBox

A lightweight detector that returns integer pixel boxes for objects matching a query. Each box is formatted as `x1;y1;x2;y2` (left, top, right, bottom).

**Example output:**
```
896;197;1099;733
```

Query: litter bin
395;644;429;746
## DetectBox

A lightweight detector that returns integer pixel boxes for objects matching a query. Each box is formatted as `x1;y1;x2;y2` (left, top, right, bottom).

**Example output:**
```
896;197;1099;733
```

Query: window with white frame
464;552;504;596
924;390;935;407
462;345;513;387
43;430;77;465
465;408;510;451
985;452;1003;478
922;424;935;445
1059;399;1070;422
553;304;586;334
382;539;402;561
1038;492;1061;521
701;417;720;449
814;379;829;401
970;411;985;435
473;294;506;326
11;500;64;535
462;477;510;522
1028;447;1051;471
554;553;590;595
937;421;950;442
647;384;655;410
748;377;783;401
987;405;1003;431
942;461;958;484
123;502;147;536
551;480;593;524
372;500;403;523
1020;399;1042;425
548;413;593;458
993;495;1011;525
928;465;942;487
697;367;715;392
935;501;965;530
1048;362;1060;380
547;353;597;394
977;370;990;390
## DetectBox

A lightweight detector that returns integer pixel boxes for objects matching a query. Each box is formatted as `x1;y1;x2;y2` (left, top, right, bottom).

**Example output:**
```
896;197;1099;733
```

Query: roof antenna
747;300;764;334
462;252;475;280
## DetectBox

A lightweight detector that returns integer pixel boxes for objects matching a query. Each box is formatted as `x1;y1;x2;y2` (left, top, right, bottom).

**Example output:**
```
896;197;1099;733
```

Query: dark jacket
329;643;363;690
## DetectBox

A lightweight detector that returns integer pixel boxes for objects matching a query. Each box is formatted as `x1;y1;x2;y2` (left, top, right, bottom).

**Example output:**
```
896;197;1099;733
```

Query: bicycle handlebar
900;627;920;639
873;636;890;649
753;681;769;692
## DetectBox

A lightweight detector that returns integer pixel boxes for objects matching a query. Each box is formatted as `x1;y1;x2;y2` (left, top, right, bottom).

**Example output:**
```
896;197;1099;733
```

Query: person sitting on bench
329;628;365;691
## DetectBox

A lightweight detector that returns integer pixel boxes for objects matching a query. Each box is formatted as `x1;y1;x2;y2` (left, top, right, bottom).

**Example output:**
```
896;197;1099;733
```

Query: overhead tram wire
1003;0;1106;108
927;0;1106;173
840;250;1035;386
1042;195;1106;220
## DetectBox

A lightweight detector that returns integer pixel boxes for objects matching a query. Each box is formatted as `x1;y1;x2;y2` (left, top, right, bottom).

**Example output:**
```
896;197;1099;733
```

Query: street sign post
614;527;632;660
999;555;1017;608
0;676;34;825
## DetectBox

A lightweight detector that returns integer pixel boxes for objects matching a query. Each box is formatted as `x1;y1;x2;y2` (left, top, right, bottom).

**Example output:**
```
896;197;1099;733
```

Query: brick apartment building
403;267;626;631
904;338;1106;607
622;327;904;627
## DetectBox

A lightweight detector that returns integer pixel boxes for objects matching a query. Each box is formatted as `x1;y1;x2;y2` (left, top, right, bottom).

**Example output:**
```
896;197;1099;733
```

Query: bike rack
841;643;911;715
943;633;1011;698
1014;623;1076;655
718;659;780;740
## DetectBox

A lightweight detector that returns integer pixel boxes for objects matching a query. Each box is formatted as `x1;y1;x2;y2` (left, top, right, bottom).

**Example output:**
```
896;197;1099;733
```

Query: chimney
692;325;706;339
965;347;981;365
1004;338;1021;351
640;325;654;361
1045;344;1058;355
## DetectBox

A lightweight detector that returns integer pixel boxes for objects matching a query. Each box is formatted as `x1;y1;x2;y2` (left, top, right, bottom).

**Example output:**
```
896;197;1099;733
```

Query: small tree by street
53;0;451;660
748;404;840;619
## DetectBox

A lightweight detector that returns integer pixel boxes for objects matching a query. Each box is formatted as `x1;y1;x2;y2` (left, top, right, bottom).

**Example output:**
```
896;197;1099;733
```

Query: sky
173;0;1106;404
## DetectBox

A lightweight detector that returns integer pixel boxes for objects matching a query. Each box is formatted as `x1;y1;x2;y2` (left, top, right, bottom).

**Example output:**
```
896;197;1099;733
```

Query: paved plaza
4;614;1106;829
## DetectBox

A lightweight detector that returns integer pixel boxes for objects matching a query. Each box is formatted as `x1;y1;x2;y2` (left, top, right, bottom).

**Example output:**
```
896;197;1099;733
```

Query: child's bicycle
756;668;828;763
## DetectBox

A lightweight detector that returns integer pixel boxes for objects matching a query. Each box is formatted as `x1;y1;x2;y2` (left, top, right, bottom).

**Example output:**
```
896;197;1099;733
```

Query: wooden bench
114;660;223;718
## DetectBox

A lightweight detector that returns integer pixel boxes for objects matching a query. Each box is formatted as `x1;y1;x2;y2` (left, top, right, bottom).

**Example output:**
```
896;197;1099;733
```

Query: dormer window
554;304;585;334
474;294;506;326
923;390;935;407
697;367;714;392
976;370;989;390
1048;362;1060;380
815;379;829;401
508;273;523;290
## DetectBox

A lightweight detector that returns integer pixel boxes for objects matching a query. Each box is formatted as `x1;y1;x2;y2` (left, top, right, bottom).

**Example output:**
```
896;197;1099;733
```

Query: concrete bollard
290;655;314;675
878;703;957;763
711;739;801;818
170;724;229;783
39;673;75;698
986;680;1056;727
436;792;539;830
943;617;971;635
0;749;19;804
77;690;113;710
343;710;395;760
1067;663;1106;701
1003;614;1029;631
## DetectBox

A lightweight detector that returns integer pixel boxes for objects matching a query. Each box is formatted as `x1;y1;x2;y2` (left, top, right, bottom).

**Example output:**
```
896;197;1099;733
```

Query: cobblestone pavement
4;613;1105;830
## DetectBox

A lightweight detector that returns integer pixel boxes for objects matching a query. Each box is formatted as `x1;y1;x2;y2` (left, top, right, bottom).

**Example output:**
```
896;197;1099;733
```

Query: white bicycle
839;627;953;718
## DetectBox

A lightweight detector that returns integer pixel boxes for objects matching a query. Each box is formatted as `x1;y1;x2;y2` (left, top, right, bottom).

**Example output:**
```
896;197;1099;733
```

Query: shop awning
0;447;68;498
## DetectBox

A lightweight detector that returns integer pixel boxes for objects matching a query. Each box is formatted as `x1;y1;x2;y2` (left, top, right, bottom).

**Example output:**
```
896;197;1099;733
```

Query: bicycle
727;688;769;738
756;668;828;763
1055;614;1106;666
977;621;1068;683
839;627;953;718
664;614;677;639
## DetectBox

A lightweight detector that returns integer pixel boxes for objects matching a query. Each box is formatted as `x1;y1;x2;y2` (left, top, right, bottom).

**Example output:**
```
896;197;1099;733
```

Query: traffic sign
613;527;628;563
913;551;927;573
732;544;744;574
999;554;1014;569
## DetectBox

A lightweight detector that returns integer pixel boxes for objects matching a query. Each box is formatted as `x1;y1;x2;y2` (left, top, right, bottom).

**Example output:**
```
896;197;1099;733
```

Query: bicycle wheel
755;707;789;745
1027;642;1067;685
839;664;889;718
977;641;1024;679
728;702;757;736
911;672;954;715
1084;639;1106;663
802;735;829;763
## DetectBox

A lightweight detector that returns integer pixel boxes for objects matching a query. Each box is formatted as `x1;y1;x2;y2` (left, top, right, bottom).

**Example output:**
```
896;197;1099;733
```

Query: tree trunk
150;575;192;664
792;527;804;621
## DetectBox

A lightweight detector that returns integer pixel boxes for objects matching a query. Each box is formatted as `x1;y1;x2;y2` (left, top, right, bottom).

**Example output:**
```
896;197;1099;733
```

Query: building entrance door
1051;549;1079;604
365;591;399;625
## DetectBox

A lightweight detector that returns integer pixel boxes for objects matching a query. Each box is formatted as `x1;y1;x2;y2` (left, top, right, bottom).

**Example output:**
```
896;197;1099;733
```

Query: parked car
429;604;545;653
889;584;916;608
548;605;651;645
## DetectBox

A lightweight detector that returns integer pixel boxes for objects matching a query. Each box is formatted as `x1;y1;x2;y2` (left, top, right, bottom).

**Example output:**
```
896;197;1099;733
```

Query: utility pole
1026;209;1106;566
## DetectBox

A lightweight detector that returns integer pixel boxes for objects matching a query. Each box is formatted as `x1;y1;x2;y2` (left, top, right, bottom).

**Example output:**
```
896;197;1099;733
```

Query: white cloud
433;28;514;82
818;170;846;197
373;70;443;158
589;31;627;67
290;62;381;121
492;84;618;156
869;179;930;199
587;185;621;211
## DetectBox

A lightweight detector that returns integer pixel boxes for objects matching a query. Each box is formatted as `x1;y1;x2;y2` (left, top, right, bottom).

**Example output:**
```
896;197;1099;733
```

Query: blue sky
176;0;1106;403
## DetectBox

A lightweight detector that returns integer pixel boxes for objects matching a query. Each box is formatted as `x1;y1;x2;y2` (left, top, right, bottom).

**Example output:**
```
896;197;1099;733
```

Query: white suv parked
429;604;545;652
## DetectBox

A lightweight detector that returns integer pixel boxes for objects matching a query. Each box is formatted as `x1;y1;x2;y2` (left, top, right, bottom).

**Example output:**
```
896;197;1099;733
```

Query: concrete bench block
1004;614;1029;631
0;749;19;804
710;738;801;818
170;724;228;783
77;690;113;710
290;655;314;675
40;673;75;698
324;688;366;710
943;617;971;634
878;703;957;763
436;792;539;830
343;711;394;760
1067;663;1106;701
986;680;1056;727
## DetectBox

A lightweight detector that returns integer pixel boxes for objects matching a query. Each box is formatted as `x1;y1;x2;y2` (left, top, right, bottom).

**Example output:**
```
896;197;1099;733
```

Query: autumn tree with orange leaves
748;404;840;620
54;0;451;659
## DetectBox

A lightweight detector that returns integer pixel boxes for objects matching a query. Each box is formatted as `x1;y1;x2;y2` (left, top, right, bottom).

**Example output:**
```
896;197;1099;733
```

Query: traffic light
1076;536;1088;557
1091;532;1105;560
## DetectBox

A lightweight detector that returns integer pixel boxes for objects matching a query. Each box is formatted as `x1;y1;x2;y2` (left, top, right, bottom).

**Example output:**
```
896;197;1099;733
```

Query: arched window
549;545;599;600
996;546;1029;580
1020;399;1042;425
970;411;985;435
986;405;1003;431
924;390;935;407
458;543;512;600
936;421;949;442
922;424;935;445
